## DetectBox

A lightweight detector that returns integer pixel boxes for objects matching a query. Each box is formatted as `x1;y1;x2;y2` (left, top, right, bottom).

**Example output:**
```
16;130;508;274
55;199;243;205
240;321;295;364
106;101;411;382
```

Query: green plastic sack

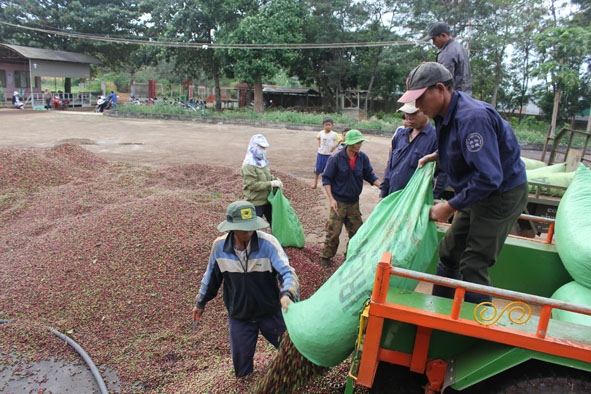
521;157;547;170
551;281;591;326
527;162;567;176
527;163;571;196
528;172;574;197
555;164;591;287
267;188;306;248
283;162;438;367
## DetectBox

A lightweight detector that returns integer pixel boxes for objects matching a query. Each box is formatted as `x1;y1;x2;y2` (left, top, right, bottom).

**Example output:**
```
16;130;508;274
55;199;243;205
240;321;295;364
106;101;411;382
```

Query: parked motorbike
12;91;24;110
95;95;112;112
52;95;70;110
129;94;142;105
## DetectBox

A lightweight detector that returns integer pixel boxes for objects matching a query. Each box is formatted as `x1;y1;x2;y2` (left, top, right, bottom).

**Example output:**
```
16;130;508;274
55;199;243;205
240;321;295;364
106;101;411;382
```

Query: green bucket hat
217;200;269;232
344;129;368;145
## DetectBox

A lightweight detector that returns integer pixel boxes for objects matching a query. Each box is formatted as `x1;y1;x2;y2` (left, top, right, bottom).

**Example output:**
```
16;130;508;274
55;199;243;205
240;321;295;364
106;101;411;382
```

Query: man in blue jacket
320;129;380;267
399;62;527;304
192;200;299;377
380;102;440;198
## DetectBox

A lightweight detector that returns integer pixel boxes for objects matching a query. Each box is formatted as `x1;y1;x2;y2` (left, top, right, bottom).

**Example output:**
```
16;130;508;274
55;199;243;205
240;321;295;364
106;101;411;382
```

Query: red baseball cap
398;62;453;103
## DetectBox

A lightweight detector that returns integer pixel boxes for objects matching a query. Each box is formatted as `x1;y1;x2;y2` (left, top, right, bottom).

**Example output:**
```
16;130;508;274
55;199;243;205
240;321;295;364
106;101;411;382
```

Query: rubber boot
431;260;460;299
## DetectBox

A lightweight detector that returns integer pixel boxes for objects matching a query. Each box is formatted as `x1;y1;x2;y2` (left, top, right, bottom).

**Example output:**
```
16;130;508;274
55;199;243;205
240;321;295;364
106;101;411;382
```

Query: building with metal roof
0;43;101;104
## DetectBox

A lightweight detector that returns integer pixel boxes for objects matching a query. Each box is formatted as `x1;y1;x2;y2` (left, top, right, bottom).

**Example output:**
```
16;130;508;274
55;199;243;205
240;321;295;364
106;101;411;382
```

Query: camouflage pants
320;201;363;259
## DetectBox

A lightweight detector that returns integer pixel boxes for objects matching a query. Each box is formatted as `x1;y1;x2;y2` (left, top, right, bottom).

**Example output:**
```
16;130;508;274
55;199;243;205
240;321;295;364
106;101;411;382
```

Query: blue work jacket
434;91;527;210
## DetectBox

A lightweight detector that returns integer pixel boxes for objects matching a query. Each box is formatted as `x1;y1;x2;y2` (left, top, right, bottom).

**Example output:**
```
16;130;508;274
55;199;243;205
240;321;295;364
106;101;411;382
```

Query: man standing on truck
380;102;447;199
424;22;472;96
399;62;528;304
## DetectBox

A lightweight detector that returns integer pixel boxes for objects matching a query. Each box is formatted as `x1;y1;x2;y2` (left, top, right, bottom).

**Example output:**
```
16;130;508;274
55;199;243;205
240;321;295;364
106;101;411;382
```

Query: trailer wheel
456;360;591;394
369;362;425;394
483;373;591;394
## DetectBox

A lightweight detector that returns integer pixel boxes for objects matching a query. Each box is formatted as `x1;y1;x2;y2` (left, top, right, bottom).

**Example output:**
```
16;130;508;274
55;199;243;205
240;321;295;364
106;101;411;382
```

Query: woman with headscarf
241;134;283;227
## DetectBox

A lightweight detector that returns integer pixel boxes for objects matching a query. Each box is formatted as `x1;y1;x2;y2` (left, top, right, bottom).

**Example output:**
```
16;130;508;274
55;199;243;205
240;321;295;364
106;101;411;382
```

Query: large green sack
521;157;547;170
551;281;591;326
555;164;591;287
528;172;574;197
527;162;571;196
283;163;438;367
527;162;567;176
268;188;306;248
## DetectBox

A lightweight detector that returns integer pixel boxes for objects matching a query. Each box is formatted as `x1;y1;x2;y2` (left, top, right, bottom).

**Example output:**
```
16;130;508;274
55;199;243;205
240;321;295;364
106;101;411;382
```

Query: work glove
271;180;283;188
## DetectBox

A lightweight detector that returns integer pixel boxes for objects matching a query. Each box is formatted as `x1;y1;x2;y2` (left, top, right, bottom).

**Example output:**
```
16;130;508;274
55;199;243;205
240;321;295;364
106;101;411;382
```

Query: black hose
1;321;109;393
50;328;109;394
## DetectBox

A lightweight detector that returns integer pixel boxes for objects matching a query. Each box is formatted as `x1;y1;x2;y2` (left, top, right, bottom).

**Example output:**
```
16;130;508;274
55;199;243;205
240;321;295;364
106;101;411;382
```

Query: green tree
284;0;364;111
533;25;591;135
146;0;260;110
1;0;146;66
221;0;307;113
0;0;147;92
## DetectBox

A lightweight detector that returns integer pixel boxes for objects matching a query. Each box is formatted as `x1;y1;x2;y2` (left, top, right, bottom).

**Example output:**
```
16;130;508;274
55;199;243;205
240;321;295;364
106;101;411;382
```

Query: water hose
1;319;109;394
50;328;109;394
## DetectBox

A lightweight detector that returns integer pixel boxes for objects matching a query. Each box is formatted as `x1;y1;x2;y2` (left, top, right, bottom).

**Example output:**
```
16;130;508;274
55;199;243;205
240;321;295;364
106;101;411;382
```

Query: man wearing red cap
399;62;527;304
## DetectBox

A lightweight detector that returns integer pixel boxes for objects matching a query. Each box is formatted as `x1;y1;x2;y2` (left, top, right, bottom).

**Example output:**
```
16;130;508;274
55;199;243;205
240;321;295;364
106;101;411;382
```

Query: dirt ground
0;107;393;393
1;107;549;392
0;107;391;214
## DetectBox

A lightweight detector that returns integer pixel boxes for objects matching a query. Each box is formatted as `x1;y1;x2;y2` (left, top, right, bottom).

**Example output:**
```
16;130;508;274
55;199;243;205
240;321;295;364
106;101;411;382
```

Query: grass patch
116;106;571;146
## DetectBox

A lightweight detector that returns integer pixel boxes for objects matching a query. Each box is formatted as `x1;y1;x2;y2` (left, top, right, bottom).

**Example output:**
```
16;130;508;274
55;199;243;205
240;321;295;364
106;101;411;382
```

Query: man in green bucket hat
319;129;381;267
192;200;299;377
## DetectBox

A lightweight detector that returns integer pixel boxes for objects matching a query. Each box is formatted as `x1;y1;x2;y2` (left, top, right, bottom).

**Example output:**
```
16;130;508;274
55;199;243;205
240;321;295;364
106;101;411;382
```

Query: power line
0;21;423;49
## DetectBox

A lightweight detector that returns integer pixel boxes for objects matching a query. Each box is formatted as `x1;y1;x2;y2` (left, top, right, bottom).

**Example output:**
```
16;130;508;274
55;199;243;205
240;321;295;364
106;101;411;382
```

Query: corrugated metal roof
0;43;101;64
263;85;319;95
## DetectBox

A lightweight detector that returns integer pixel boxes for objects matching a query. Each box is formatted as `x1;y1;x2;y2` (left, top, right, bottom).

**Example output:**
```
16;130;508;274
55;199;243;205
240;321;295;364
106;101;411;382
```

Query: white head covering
242;134;270;168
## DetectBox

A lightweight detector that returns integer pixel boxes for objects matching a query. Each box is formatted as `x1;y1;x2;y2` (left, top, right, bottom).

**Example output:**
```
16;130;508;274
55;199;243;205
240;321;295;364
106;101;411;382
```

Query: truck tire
457;360;591;394
369;362;425;394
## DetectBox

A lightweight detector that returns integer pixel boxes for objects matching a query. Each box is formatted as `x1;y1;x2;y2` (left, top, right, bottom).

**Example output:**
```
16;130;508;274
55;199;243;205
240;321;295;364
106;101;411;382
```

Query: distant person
241;134;283;227
337;128;350;151
44;89;52;110
380;102;440;198
395;112;410;137
0;81;5;102
107;91;118;108
313;117;342;189
424;22;472;95
388;108;412;158
399;62;527;304
192;200;299;377
12;91;23;110
319;130;380;267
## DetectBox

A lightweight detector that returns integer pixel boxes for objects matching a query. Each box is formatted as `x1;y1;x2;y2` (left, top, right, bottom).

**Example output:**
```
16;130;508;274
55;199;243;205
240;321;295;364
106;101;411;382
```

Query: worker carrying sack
283;162;439;367
267;188;306;248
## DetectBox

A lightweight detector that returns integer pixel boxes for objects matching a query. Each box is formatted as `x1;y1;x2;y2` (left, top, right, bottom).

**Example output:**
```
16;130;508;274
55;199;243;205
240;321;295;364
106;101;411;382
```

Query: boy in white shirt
313;117;342;189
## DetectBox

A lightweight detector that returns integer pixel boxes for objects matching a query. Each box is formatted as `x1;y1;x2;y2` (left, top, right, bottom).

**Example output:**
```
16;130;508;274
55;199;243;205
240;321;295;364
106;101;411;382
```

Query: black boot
431;260;460;299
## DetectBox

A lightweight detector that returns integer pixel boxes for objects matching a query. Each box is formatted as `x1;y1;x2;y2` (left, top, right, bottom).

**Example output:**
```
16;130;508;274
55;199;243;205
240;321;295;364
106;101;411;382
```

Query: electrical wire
0;21;425;49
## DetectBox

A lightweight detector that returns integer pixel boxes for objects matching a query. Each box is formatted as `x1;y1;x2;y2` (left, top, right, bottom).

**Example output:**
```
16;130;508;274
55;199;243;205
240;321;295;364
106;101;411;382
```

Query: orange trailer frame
352;252;591;394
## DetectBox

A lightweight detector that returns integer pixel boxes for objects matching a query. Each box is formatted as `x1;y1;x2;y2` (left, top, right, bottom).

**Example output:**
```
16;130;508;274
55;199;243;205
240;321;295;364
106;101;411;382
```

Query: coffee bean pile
254;332;329;393
0;144;352;393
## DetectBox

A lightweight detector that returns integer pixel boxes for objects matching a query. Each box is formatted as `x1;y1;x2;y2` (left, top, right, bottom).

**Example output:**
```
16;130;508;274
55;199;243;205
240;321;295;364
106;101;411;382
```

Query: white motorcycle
95;95;112;113
12;91;24;109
